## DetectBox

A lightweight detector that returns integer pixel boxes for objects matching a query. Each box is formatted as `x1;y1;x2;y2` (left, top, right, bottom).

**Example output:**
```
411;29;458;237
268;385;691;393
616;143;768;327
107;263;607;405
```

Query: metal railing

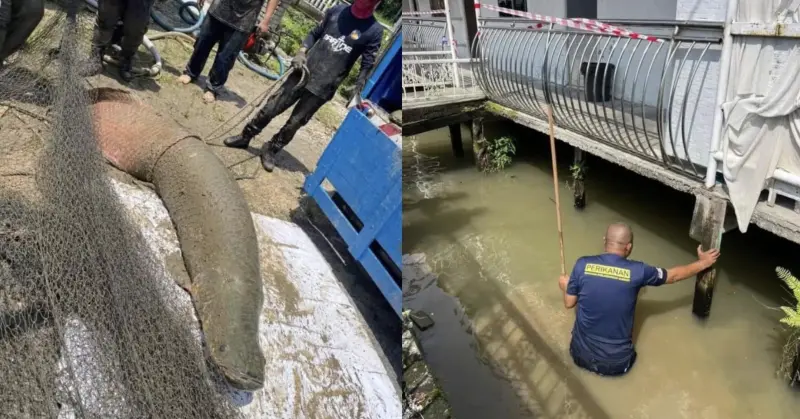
471;19;724;179
403;53;483;106
403;18;449;51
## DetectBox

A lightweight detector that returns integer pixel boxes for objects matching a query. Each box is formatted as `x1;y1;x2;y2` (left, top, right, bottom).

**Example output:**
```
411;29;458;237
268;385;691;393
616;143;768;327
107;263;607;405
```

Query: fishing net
0;2;243;417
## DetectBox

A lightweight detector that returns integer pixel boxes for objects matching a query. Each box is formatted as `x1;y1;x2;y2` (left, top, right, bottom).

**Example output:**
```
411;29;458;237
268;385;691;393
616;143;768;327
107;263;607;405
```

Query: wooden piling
572;148;586;209
449;124;465;158
471;118;487;171
688;195;727;318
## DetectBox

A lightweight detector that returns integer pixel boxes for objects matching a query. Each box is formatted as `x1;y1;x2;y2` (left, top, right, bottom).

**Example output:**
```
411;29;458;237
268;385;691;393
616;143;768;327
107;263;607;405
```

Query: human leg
259;90;327;172
205;27;248;96
117;0;155;81
182;16;225;83
0;0;45;64
222;72;303;149
83;0;123;76
569;342;636;377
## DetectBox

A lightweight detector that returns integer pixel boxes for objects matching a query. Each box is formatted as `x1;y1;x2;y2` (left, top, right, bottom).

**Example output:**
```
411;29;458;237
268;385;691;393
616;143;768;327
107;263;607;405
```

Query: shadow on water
404;218;613;419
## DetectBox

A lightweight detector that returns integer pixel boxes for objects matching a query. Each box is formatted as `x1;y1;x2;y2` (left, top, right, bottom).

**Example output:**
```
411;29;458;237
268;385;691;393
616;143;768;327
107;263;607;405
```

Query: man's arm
664;245;720;284
257;0;281;33
354;33;381;88
559;264;581;309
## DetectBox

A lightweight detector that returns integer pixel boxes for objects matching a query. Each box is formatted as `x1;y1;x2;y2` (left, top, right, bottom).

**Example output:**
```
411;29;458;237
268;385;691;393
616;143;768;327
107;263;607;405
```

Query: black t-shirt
301;5;382;100
209;0;264;33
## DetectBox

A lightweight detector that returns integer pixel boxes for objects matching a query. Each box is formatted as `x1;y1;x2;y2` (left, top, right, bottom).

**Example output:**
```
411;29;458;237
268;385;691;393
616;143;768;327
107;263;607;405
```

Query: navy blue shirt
567;254;667;361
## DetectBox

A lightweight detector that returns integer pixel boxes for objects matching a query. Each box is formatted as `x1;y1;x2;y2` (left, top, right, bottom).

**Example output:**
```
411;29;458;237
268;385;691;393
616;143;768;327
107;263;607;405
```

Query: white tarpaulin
54;179;401;418
722;0;800;231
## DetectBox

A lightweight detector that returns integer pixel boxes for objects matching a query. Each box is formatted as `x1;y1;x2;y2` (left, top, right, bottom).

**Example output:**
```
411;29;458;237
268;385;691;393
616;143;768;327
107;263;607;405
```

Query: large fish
90;88;265;391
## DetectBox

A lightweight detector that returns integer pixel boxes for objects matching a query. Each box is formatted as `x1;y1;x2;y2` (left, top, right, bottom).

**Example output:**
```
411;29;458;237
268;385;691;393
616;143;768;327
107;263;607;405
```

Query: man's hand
697;245;720;269
257;20;269;36
559;274;569;292
291;49;307;70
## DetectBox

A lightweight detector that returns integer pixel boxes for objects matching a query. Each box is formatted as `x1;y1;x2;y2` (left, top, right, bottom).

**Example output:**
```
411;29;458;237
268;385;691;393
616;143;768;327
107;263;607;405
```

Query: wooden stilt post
449;124;464;158
471;118;486;171
688;195;727;318
572;148;586;209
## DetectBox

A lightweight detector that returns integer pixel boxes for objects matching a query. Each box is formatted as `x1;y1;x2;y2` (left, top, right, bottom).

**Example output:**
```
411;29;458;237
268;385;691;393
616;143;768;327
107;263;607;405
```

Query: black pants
183;15;249;93
93;0;155;59
0;0;45;64
570;340;637;377
243;72;328;153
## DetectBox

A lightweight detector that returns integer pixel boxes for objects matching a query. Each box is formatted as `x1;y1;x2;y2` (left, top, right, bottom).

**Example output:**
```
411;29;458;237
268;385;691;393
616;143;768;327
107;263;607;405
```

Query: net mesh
0;2;243;417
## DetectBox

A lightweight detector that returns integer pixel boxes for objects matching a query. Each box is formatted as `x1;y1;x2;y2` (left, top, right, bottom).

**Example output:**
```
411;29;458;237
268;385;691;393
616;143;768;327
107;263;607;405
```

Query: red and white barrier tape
402;10;446;16
481;5;664;43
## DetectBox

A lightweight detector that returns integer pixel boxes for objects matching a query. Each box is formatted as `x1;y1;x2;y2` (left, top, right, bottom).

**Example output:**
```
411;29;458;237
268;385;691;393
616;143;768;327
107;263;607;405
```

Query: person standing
559;223;720;377
223;0;383;172
177;0;281;103
0;0;45;67
83;0;159;81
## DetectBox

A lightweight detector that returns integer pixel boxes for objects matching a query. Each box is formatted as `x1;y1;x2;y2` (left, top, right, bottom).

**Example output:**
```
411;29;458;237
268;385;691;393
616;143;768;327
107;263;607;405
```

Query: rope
203;65;309;144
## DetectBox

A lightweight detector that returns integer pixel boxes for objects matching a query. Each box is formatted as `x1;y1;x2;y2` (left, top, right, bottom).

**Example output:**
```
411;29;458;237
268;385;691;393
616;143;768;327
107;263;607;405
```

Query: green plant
278;9;316;56
484;136;516;173
776;267;800;386
567;160;588;190
777;267;800;328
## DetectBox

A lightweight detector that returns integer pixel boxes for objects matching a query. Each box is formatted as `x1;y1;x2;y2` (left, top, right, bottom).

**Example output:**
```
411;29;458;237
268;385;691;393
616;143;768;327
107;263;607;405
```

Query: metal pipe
704;0;739;188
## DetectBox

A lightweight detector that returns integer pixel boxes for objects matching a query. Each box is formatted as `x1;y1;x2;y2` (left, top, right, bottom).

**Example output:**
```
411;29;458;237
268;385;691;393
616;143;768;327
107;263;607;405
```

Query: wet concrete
402;123;800;418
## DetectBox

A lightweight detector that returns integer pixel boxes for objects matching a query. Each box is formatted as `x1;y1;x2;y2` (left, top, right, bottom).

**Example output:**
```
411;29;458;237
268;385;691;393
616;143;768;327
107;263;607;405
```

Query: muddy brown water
402;124;800;419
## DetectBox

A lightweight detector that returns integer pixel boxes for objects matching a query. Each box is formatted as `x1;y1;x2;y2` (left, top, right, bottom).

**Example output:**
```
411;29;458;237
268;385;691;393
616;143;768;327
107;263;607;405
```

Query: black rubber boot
118;57;134;82
260;148;276;172
223;134;253;149
81;46;105;77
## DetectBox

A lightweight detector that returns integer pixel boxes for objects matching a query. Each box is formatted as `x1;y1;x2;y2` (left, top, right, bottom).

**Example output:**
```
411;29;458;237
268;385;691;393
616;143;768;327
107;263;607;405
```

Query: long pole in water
546;105;566;275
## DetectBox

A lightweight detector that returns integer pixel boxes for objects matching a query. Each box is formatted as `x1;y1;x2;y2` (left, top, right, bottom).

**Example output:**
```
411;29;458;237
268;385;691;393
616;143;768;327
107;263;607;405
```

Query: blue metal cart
303;25;402;317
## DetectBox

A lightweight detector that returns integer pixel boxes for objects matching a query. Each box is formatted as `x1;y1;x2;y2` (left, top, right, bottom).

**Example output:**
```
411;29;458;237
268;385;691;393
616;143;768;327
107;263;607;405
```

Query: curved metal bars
403;19;448;52
471;21;723;179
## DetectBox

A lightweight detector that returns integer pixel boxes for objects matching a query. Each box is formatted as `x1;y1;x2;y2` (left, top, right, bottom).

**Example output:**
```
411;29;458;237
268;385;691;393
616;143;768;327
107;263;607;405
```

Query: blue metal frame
303;29;402;318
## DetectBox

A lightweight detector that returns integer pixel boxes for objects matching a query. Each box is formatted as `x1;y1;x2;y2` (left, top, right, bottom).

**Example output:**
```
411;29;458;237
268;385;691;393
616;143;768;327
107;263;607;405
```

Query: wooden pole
547;106;566;275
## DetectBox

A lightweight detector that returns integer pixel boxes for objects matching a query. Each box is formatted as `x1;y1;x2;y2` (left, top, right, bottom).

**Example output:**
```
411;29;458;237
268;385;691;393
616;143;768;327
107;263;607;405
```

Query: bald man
558;222;720;376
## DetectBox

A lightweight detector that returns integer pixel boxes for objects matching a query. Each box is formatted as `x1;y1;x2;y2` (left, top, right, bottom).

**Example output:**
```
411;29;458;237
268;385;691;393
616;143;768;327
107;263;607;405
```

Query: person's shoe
260;148;276;172
223;134;253;149
118;57;134;82
81;46;105;77
203;90;216;104
177;74;192;85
